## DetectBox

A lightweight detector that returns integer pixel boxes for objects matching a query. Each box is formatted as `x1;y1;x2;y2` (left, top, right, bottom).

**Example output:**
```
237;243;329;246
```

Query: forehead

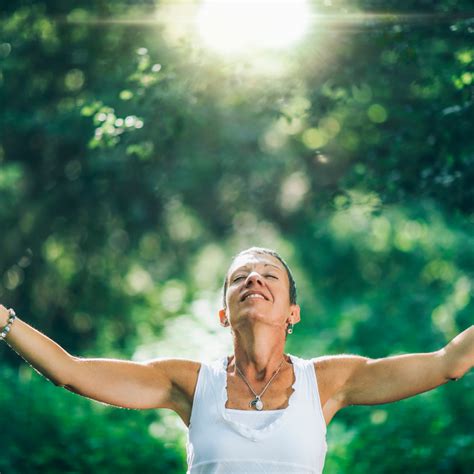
227;253;285;276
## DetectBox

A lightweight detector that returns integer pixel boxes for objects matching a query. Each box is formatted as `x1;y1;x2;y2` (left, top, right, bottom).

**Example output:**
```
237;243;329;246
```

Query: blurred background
1;0;473;472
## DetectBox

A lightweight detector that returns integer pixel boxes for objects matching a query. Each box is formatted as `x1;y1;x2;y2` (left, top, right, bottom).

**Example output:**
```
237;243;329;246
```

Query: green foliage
325;380;474;474
0;365;186;473
1;0;473;472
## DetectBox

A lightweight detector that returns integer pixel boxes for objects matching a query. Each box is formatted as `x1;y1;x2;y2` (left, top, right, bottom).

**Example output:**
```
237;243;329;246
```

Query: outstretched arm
0;305;199;411
332;325;473;407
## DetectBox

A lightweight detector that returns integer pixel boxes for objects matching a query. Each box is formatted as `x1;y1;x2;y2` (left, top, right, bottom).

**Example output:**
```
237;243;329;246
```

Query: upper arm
64;356;200;411
332;350;451;408
312;354;369;414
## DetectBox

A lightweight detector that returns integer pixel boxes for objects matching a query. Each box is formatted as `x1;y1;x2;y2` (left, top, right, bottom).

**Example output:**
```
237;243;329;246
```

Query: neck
229;322;288;382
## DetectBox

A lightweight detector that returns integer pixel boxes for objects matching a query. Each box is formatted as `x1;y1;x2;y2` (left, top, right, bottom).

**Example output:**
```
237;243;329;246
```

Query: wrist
0;308;17;341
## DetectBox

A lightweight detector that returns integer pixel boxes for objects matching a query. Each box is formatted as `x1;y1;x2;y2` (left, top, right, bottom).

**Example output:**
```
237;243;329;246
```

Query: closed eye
232;274;278;282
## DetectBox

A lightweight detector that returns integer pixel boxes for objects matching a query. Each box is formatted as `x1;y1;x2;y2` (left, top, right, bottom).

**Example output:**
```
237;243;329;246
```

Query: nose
245;271;264;287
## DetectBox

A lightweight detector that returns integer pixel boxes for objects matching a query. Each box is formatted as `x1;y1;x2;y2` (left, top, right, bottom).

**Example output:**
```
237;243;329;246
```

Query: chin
236;310;268;323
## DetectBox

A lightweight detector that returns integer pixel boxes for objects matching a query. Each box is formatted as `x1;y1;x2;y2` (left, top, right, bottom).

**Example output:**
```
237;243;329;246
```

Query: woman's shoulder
152;356;228;393
146;357;202;394
310;354;369;405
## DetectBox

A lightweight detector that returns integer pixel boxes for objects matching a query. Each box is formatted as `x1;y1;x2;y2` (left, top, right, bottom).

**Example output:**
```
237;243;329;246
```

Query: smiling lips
241;291;269;302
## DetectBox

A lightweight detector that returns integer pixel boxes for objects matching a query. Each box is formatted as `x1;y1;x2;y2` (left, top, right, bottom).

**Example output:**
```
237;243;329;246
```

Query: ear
288;304;301;325
218;308;229;327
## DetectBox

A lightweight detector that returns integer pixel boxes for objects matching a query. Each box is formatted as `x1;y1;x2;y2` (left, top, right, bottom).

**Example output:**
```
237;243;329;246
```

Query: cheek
227;284;241;304
274;285;291;305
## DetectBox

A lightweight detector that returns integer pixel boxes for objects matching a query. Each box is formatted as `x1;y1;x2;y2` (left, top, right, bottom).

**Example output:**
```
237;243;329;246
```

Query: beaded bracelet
0;308;17;340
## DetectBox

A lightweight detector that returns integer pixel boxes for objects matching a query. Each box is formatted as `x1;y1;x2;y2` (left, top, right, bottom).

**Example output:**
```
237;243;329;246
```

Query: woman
1;246;473;473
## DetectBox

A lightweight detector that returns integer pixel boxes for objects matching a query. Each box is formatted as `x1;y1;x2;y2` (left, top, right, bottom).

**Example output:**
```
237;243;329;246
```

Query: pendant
250;396;264;411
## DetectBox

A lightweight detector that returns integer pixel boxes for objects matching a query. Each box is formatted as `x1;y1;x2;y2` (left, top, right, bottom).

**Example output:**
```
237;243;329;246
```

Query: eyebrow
230;263;282;277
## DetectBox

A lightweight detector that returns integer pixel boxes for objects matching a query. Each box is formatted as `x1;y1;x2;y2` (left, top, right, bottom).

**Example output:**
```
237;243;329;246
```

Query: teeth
245;294;265;300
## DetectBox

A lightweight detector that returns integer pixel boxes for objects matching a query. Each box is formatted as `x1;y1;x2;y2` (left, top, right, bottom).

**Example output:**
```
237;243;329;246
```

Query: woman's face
219;252;300;332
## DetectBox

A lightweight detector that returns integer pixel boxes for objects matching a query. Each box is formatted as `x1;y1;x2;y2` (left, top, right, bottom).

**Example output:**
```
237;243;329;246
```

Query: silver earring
287;323;294;335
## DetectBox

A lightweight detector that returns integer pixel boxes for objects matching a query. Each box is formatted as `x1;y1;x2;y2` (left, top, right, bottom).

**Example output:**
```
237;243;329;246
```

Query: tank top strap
288;354;327;433
188;359;224;429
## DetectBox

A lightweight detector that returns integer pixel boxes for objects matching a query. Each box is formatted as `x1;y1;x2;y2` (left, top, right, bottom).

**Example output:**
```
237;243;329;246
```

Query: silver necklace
234;358;286;411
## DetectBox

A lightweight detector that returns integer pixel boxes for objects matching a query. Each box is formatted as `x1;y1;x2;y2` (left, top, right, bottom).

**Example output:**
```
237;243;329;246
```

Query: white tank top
186;353;328;473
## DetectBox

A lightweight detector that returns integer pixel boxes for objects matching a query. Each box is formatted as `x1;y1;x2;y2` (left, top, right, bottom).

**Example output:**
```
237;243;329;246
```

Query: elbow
52;377;70;388
443;326;474;381
53;355;78;388
441;348;471;381
447;371;464;382
448;364;470;382
57;383;80;392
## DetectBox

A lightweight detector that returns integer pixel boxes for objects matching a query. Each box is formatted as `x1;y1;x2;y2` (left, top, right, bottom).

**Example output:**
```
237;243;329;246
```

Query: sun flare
196;0;311;55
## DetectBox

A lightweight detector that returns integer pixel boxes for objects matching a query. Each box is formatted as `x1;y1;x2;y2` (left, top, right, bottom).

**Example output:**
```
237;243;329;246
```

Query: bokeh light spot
302;128;328;149
367;104;388;123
